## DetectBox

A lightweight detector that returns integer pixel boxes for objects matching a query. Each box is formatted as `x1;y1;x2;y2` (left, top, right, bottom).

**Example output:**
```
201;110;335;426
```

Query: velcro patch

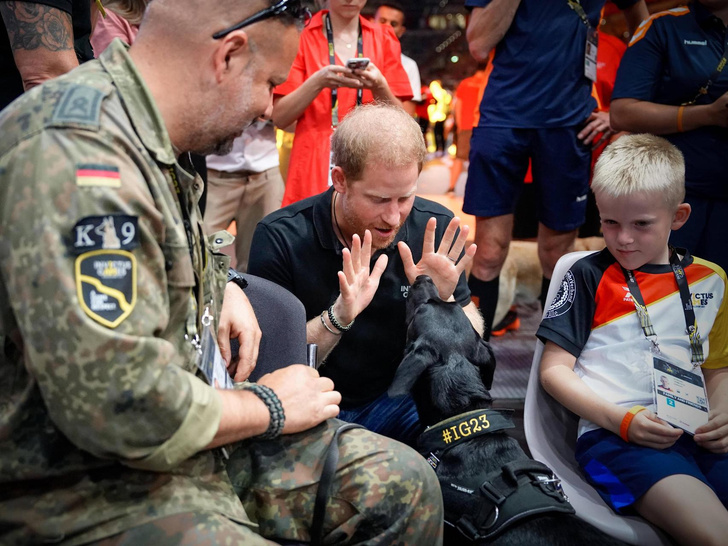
76;250;137;328
51;85;104;128
76;164;121;188
70;215;139;255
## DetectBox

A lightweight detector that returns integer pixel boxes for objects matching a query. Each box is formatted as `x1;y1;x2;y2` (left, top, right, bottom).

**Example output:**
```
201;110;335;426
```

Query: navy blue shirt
465;0;639;128
249;188;471;408
612;3;728;200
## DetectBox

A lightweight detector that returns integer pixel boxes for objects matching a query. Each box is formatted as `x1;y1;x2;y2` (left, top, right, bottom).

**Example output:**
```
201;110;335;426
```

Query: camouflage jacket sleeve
0;113;222;472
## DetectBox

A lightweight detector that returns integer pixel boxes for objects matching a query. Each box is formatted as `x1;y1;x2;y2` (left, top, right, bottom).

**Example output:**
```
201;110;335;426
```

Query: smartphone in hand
346;57;370;71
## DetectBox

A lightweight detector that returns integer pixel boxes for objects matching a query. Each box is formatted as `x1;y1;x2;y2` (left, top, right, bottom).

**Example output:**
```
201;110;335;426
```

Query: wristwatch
227;268;248;291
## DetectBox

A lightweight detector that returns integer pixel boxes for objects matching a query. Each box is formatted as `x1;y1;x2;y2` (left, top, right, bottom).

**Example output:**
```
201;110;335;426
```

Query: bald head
129;0;301;155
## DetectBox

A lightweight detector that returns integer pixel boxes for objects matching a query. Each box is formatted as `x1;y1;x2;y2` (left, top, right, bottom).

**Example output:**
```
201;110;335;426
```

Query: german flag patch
76;164;121;188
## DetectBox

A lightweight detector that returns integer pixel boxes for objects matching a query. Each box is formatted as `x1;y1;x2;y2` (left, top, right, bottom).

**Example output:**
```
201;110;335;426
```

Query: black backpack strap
310;423;364;546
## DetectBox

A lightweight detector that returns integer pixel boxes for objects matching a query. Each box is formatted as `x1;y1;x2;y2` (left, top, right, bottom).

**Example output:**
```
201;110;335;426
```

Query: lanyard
684;34;728;105
621;250;704;367
325;13;363;128
567;0;592;28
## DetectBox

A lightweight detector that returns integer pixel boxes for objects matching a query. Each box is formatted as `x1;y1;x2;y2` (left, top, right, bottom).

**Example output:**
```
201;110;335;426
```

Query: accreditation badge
75;250;137;328
652;355;709;434
584;28;598;82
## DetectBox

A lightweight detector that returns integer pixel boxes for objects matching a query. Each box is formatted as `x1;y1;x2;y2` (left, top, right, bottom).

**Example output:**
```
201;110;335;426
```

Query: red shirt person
274;7;412;206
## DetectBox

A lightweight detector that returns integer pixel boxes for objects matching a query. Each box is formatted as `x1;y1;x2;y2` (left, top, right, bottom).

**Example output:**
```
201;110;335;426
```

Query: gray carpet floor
489;300;542;456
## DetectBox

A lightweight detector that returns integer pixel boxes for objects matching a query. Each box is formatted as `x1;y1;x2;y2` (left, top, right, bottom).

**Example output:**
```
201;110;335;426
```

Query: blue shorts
463;126;591;231
575;428;728;514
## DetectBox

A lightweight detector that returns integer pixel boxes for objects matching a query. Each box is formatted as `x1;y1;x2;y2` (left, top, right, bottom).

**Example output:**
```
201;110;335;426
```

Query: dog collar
418;409;515;458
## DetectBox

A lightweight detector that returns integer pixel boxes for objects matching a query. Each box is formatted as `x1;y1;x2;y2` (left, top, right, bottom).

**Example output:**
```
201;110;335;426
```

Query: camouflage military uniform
0;40;443;545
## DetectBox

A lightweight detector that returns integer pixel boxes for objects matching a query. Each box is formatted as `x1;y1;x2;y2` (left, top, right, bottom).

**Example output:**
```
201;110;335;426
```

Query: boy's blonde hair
592;134;685;210
331;103;426;181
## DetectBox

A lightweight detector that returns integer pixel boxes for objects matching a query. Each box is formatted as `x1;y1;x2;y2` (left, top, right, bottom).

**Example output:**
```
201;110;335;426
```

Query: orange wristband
619;406;647;442
619;405;647;443
677;105;686;133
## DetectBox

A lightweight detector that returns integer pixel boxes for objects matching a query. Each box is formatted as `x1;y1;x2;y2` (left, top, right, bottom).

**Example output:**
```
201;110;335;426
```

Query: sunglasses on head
212;0;312;40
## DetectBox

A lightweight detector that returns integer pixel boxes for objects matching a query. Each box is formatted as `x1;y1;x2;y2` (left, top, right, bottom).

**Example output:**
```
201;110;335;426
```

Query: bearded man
249;103;483;447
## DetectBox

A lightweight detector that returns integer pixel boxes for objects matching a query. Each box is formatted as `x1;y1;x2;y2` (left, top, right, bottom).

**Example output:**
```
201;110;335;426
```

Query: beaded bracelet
327;305;355;332
619;405;647;443
241;383;285;440
320;310;341;336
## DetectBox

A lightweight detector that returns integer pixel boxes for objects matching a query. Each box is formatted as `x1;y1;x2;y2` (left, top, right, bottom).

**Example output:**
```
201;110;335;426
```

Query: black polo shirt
249;187;471;408
1;0;92;111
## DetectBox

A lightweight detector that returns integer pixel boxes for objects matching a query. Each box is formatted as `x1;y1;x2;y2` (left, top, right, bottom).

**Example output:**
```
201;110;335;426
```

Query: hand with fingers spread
625;409;683;449
330;229;389;326
398;216;476;301
217;282;262;382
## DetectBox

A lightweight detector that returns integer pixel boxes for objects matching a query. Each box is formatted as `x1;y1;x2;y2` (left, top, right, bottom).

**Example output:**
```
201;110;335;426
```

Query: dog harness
418;409;575;541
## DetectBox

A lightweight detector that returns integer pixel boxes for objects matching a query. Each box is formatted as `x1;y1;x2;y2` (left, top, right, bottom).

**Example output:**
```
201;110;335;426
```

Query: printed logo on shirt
401;285;410;298
544;270;576;319
692;292;714;308
683;40;707;46
575;194;588;203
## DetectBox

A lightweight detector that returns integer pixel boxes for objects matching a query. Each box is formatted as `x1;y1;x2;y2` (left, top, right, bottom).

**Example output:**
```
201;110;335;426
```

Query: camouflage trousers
88;419;443;545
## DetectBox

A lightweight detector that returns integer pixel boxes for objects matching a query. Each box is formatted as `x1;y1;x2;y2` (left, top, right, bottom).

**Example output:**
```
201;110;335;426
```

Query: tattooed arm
1;1;78;90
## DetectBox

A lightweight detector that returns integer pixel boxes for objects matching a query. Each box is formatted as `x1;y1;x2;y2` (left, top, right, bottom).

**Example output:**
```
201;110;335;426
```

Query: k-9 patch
70;215;139;255
76;250;137;328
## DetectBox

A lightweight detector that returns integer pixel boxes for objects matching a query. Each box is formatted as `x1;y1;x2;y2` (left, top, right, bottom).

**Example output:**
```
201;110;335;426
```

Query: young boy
537;134;728;545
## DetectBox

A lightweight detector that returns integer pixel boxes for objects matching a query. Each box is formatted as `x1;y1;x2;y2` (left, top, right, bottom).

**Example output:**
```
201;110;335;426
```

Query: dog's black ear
473;338;496;390
388;341;431;397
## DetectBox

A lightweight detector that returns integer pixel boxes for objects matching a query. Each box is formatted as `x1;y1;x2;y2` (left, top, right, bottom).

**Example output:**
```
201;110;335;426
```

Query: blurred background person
1;0;93;110
90;0;146;53
464;0;647;339
273;0;412;206
449;57;490;193
427;78;451;156
374;0;422;116
204;119;284;271
611;0;728;271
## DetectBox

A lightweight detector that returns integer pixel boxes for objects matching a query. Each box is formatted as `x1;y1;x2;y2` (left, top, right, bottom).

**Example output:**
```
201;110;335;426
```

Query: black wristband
327;305;355;332
227;267;248;291
241;383;285;440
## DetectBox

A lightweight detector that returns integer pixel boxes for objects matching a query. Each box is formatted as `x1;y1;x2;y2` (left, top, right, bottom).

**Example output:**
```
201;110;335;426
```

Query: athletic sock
468;275;499;341
539;276;551;311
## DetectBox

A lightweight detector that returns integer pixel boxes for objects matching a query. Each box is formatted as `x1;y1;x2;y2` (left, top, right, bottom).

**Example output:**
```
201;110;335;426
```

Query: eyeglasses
212;0;312;40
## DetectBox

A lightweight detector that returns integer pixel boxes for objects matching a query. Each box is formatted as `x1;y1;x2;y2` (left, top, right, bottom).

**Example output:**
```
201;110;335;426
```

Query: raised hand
398;217;476;300
331;229;388;325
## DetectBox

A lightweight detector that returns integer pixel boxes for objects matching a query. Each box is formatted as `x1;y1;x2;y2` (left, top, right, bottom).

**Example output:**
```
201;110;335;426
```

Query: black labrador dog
389;275;625;546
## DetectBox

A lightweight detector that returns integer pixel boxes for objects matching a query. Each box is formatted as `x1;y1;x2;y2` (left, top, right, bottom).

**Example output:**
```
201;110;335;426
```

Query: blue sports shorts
463;125;591;231
575;428;728;514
